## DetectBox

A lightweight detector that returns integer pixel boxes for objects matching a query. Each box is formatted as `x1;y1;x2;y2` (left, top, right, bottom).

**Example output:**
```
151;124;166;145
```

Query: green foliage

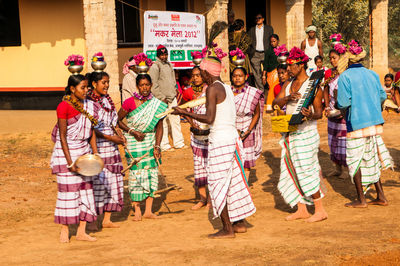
389;0;400;58
312;0;370;64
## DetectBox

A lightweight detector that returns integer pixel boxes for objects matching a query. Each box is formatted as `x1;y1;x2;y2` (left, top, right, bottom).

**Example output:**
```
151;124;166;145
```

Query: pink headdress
199;42;227;77
123;57;136;75
287;46;310;65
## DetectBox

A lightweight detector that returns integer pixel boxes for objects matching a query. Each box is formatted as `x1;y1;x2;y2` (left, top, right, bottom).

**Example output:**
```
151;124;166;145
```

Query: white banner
143;11;205;69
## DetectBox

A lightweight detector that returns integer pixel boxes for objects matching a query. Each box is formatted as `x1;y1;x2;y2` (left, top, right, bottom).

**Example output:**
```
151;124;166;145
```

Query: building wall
0;0;86;89
270;0;287;45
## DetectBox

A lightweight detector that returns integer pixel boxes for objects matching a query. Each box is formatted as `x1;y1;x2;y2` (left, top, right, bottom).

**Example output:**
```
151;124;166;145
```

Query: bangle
154;145;161;150
94;153;100;156
128;128;134;135
67;162;74;168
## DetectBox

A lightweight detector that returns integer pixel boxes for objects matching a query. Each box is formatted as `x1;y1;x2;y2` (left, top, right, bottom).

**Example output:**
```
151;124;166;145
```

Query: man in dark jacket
248;13;274;90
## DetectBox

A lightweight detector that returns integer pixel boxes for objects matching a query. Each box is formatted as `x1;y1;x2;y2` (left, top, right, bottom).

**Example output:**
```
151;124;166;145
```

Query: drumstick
156;97;206;119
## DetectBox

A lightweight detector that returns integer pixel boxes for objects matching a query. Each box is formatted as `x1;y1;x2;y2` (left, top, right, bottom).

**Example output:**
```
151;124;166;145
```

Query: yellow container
271;115;298;133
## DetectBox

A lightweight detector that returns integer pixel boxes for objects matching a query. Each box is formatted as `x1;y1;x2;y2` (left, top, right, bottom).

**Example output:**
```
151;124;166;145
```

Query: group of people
51;19;396;242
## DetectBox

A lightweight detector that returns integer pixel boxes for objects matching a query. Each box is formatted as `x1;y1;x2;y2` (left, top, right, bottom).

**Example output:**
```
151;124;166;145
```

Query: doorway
245;0;267;31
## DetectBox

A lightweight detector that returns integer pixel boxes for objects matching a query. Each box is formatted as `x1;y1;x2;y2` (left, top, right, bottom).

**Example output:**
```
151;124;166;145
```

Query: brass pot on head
232;58;245;67
91;57;107;72
192;58;203;66
137;65;150;74
68;65;84;75
277;54;288;64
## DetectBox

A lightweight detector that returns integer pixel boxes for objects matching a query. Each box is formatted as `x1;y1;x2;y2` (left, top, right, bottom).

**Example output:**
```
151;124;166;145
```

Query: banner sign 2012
143;11;206;69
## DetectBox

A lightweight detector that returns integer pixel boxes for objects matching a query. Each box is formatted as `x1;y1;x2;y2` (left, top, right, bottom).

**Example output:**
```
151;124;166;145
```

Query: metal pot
232;58;245;66
137;65;149;74
68;65;83;75
192;58;202;66
91;59;107;72
277;55;288;64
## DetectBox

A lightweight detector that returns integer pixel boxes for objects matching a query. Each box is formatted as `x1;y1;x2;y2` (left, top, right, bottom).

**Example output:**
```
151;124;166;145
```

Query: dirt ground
1;110;400;265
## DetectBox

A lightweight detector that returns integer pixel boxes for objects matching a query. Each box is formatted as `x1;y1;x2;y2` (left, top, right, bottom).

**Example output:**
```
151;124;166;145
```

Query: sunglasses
256;16;263;20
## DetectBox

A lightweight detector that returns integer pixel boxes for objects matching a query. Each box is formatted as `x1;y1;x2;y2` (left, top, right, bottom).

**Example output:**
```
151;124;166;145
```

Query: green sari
124;97;167;201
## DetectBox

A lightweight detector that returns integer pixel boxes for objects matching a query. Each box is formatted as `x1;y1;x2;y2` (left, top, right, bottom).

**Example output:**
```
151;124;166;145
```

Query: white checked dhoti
207;137;256;222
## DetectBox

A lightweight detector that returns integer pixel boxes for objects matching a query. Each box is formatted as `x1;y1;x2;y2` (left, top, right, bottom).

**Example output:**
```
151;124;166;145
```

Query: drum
190;125;210;141
74;154;104;176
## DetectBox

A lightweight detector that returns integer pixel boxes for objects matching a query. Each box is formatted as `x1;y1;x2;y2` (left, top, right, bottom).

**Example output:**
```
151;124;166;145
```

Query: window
115;0;141;47
0;0;21;46
166;0;187;12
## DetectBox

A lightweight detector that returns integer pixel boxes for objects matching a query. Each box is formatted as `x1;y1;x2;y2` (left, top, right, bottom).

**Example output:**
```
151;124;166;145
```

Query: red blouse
56;101;80;119
121;97;137;113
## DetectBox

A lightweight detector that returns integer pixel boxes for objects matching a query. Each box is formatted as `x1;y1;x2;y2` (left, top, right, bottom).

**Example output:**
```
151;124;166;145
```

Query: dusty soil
1;111;400;265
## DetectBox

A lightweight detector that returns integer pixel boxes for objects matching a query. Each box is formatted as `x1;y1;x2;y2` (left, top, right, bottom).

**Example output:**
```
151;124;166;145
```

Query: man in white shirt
249;13;274;90
301;25;323;72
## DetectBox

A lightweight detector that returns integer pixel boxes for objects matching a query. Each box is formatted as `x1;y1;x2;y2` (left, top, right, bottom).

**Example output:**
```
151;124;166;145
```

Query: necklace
232;83;248;94
87;90;116;112
63;95;98;125
133;92;153;101
192;83;204;93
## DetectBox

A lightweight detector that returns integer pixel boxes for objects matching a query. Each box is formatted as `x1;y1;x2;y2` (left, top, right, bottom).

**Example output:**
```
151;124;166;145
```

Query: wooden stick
154;159;182;194
121;152;149;174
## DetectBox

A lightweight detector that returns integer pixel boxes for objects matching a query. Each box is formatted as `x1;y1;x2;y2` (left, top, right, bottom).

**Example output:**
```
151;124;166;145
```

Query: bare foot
208;229;235;239
233;221;247;233
143;213;161;219
102;222;120;228
306;211;328;223
76;233;97;242
367;199;389;206
345;200;368;208
285;210;311;221
191;201;206;210
59;230;69;243
132;213;142;221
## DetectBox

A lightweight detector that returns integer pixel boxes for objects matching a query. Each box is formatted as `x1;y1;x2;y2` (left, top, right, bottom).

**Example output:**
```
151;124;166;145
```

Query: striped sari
124;97;167;202
278;122;324;207
234;85;264;168
191;100;208;187
91;97;124;214
50;100;99;224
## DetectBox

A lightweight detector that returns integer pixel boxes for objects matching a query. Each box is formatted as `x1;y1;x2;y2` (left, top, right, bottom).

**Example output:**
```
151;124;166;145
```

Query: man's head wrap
306;25;317;33
123;57;136;75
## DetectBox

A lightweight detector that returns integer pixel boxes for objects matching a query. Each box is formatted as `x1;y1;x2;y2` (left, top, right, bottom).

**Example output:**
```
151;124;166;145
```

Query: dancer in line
272;47;328;222
87;70;125;228
173;35;256;238
231;67;263;182
51;73;99;242
118;74;167;220
323;44;348;177
185;66;211;210
337;40;393;208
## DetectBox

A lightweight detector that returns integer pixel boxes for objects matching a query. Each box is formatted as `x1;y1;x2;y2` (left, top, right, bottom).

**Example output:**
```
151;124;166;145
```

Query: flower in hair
274;44;289;56
347;40;363;55
334;43;347;54
329;33;342;42
133;53;153;67
287;46;310;64
191;51;203;59
64;54;84;66
229;48;245;60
